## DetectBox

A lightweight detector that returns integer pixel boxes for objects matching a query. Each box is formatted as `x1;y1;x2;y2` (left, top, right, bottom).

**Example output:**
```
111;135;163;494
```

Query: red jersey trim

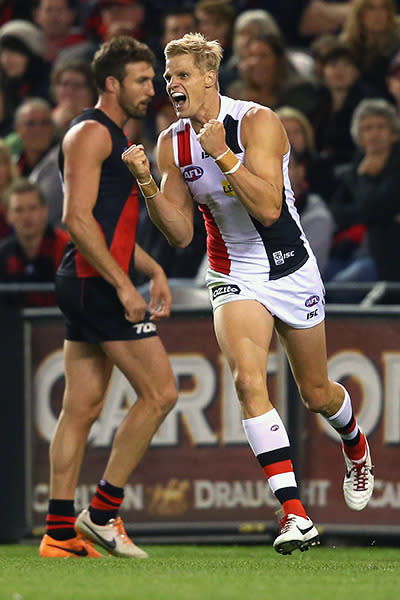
198;203;231;275
74;185;139;278
177;123;192;167
109;184;139;272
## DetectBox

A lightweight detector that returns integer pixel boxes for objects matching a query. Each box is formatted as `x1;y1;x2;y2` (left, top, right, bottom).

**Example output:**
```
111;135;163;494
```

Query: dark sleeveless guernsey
57;108;139;280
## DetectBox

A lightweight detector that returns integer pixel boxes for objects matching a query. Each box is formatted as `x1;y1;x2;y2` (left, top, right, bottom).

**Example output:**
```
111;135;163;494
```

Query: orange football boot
39;533;103;558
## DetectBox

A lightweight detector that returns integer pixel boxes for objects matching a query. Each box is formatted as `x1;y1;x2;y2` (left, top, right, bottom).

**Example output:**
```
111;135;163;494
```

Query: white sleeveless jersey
170;95;313;280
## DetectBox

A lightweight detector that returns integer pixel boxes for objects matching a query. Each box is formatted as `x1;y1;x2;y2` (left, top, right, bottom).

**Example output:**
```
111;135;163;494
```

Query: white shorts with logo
206;257;325;329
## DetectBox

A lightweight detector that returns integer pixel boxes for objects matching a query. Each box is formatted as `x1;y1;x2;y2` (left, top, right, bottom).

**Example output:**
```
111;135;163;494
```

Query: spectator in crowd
161;4;196;47
340;0;400;97
313;41;376;167
235;1;350;48
289;150;335;273
11;98;64;227
33;0;92;64
0;141;19;239
325;98;400;287
0;178;69;306
277;106;338;200
221;8;281;91
85;0;145;45
227;32;319;119
310;33;343;79
386;49;400;111
0;19;52;117
152;4;197;101
11;98;57;177
194;0;236;64
298;0;350;40
50;59;97;136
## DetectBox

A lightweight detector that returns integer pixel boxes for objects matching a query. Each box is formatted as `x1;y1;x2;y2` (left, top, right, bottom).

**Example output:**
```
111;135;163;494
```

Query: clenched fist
122;144;151;182
197;119;228;158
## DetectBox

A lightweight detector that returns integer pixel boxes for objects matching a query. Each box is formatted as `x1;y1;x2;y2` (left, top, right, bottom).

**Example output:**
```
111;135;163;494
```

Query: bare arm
299;1;349;37
62;120;147;323
134;243;171;320
198;107;288;226
122;129;194;247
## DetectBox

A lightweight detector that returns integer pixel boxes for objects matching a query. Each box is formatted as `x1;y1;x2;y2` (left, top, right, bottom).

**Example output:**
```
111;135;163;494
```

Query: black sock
88;479;124;525
46;499;76;540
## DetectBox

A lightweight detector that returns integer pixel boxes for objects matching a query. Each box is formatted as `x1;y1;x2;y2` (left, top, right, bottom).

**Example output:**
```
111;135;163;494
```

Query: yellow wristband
223;160;240;175
137;175;153;185
138;176;159;198
215;148;239;173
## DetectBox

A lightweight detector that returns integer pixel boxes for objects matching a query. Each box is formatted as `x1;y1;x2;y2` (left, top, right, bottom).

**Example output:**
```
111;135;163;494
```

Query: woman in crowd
341;0;400;96
277;105;338;200
227;31;319;119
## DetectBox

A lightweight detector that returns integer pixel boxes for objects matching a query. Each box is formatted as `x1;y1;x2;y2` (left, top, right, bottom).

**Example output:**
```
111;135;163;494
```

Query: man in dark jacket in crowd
326;98;400;295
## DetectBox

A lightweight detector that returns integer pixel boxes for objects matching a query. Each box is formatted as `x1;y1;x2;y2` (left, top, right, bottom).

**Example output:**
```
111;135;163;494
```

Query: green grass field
0;544;399;600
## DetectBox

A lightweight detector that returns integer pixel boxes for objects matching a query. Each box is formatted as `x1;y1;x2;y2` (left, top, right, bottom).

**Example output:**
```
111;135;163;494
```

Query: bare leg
213;299;316;549
276;319;374;511
100;336;177;487
213;299;275;418
49;341;113;499
275;319;344;416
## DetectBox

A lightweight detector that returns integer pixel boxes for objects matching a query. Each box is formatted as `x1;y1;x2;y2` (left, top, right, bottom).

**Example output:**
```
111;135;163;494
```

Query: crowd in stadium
1;0;400;305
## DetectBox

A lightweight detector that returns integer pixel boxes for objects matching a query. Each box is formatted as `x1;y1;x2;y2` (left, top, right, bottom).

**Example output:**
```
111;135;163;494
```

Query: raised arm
198;106;288;226
62;121;147;323
122;128;194;248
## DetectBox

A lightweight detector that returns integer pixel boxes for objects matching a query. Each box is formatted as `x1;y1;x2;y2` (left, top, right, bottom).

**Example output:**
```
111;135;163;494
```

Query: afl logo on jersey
183;166;204;182
305;295;320;307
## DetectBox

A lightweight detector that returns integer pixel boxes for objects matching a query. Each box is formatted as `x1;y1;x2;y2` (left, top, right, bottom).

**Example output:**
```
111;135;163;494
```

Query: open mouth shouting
171;91;187;112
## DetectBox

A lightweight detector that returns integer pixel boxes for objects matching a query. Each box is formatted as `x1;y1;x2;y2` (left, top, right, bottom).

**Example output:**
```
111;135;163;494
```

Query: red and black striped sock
46;499;75;540
327;384;367;462
88;479;124;525
243;409;307;519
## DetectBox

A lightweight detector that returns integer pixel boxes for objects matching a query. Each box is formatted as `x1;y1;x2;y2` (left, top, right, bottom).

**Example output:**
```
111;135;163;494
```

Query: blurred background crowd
1;0;400;307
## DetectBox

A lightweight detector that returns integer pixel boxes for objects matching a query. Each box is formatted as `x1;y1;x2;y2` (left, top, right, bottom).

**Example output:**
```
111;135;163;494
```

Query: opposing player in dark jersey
39;36;178;559
122;33;374;556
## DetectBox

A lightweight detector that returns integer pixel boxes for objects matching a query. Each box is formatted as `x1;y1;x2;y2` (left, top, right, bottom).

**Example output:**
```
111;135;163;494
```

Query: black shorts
55;275;158;343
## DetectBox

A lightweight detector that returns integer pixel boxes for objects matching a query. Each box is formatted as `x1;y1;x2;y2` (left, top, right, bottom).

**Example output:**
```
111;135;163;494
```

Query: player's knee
153;381;178;417
63;397;103;428
233;369;264;404
300;384;330;414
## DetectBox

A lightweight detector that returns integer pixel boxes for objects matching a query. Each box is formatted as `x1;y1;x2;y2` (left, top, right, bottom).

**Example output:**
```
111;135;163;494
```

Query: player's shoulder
65;119;109;143
243;104;281;128
242;104;287;149
157;121;177;153
63;119;112;157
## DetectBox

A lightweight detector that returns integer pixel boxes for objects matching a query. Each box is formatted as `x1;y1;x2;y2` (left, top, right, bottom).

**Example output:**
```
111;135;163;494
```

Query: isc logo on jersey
183;166;204;182
272;250;295;266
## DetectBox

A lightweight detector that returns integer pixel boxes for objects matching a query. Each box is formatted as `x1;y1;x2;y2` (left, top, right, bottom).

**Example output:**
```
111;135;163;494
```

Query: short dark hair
195;0;236;26
50;59;98;105
319;42;359;69
92;35;155;92
162;3;195;24
4;178;45;209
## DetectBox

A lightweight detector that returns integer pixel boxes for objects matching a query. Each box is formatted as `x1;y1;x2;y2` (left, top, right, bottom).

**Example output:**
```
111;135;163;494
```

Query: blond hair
164;32;223;73
275;106;315;152
342;0;398;46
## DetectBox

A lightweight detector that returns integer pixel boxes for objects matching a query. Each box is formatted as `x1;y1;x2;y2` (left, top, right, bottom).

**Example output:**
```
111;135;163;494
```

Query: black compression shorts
55;274;158;343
